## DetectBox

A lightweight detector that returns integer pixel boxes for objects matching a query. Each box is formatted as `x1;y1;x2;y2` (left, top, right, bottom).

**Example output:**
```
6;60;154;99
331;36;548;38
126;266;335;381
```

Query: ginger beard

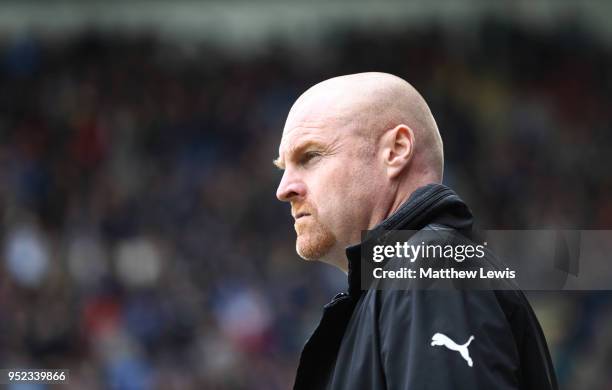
294;211;337;260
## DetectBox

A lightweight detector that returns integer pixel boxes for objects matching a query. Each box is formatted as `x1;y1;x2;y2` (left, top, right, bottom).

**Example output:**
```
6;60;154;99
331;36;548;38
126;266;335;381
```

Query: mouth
294;212;311;220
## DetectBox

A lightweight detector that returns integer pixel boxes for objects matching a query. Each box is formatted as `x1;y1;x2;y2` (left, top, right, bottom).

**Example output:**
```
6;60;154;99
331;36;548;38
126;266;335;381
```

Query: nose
276;169;306;202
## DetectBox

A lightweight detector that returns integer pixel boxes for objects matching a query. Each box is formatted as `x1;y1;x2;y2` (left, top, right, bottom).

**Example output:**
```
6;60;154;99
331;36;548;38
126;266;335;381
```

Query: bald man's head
284;72;443;182
275;72;444;271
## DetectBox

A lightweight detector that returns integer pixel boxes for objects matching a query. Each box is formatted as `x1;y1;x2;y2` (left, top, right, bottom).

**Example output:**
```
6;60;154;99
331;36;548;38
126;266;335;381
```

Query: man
274;72;557;389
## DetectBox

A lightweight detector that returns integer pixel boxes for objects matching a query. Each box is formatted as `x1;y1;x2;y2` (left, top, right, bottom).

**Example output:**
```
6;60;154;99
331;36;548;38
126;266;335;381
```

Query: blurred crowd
1;18;611;389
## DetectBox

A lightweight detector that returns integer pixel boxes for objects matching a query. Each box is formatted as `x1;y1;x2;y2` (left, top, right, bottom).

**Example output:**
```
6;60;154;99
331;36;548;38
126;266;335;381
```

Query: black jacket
293;184;558;390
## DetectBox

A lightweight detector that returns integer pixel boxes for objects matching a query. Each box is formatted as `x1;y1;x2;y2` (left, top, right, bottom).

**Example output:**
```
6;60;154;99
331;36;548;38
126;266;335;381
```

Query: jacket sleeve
377;289;521;390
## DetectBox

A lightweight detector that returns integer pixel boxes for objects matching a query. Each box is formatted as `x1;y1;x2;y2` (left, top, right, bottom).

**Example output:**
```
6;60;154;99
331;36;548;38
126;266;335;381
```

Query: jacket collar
345;183;473;296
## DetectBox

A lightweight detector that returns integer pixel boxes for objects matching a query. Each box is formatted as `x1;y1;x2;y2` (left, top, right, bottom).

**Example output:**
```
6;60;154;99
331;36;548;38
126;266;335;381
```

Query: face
275;109;381;263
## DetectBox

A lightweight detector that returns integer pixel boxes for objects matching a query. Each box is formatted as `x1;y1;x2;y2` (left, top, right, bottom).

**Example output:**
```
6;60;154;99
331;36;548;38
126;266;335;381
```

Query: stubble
294;216;337;260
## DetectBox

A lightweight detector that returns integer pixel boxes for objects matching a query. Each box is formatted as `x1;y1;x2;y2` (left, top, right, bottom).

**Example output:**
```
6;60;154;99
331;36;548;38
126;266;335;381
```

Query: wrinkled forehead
286;91;352;129
280;97;353;148
277;120;336;160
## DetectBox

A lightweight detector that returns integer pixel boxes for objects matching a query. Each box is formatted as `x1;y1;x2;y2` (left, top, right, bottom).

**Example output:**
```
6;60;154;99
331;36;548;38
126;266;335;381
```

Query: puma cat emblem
431;332;475;367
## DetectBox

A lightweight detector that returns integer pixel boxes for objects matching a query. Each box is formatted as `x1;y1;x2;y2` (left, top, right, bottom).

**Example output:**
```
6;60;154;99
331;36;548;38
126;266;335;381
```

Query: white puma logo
430;333;475;367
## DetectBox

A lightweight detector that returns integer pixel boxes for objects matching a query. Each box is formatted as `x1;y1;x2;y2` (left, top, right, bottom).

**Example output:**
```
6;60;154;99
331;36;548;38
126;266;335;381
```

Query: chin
296;239;324;260
296;233;336;261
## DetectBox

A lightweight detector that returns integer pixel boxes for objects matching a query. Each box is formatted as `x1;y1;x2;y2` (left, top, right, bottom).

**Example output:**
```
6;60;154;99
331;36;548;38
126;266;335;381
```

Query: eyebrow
273;156;284;170
273;140;324;170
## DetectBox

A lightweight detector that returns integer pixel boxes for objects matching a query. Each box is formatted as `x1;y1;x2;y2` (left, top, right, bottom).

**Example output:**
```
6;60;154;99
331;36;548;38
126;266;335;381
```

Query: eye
299;151;322;166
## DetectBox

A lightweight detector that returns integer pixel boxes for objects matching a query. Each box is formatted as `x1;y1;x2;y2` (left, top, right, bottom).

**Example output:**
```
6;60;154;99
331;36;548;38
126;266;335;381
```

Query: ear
381;124;414;179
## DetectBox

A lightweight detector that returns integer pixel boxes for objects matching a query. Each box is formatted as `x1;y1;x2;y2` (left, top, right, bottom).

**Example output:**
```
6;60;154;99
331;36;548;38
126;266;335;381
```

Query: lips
294;212;311;220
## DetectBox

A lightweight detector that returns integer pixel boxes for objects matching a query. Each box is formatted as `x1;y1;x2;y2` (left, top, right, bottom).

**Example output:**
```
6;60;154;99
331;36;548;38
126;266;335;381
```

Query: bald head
276;72;444;270
284;72;444;183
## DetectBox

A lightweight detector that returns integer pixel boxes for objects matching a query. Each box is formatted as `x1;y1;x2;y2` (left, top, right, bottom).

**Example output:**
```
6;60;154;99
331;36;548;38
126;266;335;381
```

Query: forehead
281;92;355;140
278;117;363;168
278;98;348;149
280;122;331;149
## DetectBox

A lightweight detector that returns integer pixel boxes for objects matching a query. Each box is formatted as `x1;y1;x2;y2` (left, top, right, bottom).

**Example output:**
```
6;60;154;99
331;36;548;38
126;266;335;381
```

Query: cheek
325;167;373;222
342;163;382;212
309;170;351;221
310;158;380;227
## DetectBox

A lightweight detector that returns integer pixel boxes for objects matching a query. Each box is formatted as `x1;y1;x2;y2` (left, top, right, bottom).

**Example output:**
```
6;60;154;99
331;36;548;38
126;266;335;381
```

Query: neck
384;176;440;220
322;247;350;274
325;178;440;275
